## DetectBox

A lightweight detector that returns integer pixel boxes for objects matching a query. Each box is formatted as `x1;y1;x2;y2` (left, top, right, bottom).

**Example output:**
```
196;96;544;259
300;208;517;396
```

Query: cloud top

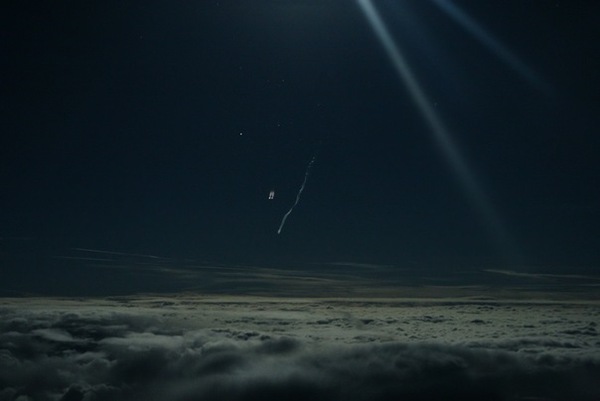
1;297;600;400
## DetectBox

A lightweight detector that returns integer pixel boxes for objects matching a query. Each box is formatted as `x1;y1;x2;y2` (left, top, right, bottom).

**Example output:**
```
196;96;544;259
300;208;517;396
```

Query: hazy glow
430;0;549;92
356;0;515;257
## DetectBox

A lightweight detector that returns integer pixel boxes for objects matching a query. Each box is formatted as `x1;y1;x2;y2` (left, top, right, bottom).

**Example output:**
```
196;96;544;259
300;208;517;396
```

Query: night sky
2;3;600;400
2;0;600;296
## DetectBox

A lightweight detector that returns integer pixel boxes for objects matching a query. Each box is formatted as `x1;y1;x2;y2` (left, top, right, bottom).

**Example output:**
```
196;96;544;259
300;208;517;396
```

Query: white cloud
1;297;599;401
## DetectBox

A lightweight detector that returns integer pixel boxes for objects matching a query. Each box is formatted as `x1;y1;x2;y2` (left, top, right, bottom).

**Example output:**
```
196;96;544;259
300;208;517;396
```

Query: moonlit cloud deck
2;296;599;400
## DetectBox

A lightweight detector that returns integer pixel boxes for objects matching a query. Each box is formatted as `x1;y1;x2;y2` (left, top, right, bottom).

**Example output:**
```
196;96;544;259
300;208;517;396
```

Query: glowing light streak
356;0;516;257
430;0;549;92
277;151;318;235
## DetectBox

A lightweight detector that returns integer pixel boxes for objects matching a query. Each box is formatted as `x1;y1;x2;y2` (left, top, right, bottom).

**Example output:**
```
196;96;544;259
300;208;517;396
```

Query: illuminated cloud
1;297;599;401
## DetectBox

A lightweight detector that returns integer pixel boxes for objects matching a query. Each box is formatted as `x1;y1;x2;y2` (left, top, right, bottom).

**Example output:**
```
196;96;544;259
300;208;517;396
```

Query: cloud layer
1;297;599;401
4;244;600;299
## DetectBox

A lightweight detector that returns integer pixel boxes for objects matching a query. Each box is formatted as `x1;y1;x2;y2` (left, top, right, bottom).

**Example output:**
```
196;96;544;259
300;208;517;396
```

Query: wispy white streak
277;153;318;235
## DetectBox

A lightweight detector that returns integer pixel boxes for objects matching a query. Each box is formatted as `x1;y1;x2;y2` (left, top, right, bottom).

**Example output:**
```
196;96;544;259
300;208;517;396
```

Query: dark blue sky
1;0;599;295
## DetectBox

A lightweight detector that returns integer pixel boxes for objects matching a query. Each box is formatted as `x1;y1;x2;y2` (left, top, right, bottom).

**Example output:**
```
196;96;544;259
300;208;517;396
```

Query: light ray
356;0;517;259
430;0;550;93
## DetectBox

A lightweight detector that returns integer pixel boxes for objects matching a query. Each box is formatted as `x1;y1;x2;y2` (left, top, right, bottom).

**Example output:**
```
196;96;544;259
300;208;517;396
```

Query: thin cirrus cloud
3;245;598;299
